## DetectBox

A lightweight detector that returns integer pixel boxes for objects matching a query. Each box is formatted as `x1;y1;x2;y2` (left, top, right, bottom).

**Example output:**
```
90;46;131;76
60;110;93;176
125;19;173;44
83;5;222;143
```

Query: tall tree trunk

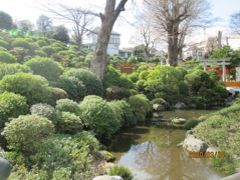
91;0;128;79
167;23;179;66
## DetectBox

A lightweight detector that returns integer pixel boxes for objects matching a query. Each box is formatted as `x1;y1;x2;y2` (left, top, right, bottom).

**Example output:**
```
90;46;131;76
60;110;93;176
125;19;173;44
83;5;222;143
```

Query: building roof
89;27;120;36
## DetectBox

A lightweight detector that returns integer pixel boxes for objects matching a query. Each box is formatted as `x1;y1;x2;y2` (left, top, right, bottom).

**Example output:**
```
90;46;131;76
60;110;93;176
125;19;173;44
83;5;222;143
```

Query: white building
86;28;121;56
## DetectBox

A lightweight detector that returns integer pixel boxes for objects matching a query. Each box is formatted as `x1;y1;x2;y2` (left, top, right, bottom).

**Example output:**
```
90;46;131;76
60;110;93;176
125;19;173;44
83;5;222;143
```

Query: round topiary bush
25;57;63;82
0;92;28;129
56;99;80;115
0;39;11;50
30;103;57;124
128;94;151;123
50;87;68;105
57;112;82;134
108;165;133;180
11;38;32;50
108;100;136;127
64;69;103;96
58;75;86;100
0;73;51;105
0;63;31;80
41;46;56;56
106;86;131;100
0;50;17;63
80;95;120;139
3;115;54;152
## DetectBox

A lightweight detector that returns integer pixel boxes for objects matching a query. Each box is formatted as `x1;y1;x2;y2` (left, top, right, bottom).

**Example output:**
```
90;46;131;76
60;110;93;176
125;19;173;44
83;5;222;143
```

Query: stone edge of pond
180;130;240;180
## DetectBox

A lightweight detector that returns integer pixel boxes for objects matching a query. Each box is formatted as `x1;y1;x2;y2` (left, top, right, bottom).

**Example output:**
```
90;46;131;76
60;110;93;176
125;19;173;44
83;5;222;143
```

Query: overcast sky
0;0;239;48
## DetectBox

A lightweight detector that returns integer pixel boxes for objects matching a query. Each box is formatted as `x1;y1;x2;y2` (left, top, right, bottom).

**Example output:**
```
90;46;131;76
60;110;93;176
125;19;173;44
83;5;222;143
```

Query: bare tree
131;20;157;60
144;0;209;66
90;0;128;79
43;4;94;50
230;12;240;35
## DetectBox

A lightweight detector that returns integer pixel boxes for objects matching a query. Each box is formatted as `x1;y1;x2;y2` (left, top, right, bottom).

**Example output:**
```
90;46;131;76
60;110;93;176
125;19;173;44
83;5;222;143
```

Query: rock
220;173;240;180
92;175;123;180
174;102;186;109
186;130;193;135
172;118;186;124
153;112;161;118
0;157;12;180
235;168;240;173
206;146;218;153
177;142;183;147
183;134;208;152
153;103;166;111
99;151;116;162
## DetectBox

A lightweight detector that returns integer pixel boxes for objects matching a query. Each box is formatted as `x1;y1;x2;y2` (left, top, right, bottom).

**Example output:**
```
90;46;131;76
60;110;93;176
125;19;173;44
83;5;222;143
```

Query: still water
110;110;223;180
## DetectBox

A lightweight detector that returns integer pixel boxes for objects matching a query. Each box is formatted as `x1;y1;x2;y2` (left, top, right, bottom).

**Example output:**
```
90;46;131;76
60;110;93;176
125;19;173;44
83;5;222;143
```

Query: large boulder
152;103;166;111
174;102;186;109
92;175;123;180
183;134;208;152
0;157;12;180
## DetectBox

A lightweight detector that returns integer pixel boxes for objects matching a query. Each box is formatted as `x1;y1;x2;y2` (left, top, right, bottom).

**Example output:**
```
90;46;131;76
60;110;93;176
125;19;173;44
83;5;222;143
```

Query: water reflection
110;110;223;180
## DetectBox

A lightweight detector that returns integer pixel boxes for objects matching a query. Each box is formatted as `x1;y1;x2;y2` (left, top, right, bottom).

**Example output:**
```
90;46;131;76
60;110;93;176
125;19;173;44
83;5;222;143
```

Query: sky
0;0;239;49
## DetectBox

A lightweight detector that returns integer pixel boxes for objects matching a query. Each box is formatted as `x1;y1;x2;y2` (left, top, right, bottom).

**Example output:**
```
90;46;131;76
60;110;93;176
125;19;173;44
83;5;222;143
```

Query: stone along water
110;110;223;180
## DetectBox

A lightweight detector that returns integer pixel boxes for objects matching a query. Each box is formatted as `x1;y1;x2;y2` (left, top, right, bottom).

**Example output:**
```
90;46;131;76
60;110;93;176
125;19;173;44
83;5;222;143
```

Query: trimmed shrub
0;39;11;50
12;38;31;48
0;92;28;128
50;87;68;104
3;115;54;152
104;66;134;89
0;50;17;63
58;75;86;100
58;112;82;134
25;57;63;82
80;95;120;139
64;69;103;96
128;94;151;123
56;99;80;115
108;165;133;180
106;86;131;100
0;73;51;105
0;63;31;80
41;46;56;56
30;103;57;124
108;100;136;127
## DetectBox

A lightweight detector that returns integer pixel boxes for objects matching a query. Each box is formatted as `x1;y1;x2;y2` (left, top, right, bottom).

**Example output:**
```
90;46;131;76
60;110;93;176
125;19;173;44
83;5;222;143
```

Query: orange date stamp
188;151;224;158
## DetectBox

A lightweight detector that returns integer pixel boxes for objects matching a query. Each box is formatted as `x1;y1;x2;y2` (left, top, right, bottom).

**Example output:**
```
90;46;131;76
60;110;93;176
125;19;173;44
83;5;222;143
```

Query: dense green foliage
58;75;86;100
108;100;136;127
128;94;151;123
104;66;133;89
194;104;240;174
3;115;54;153
0;50;17;63
30;103;57;124
55;99;80;115
58;112;82;134
126;63;228;108
0;73;51;105
0;11;13;30
0;92;28;128
0;63;31;80
64;69;104;97
25;57;63;82
80;95;121;139
108;165;133;180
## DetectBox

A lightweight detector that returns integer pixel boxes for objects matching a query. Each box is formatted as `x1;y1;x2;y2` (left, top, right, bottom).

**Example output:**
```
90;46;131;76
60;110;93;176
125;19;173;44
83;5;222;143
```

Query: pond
109;110;223;180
